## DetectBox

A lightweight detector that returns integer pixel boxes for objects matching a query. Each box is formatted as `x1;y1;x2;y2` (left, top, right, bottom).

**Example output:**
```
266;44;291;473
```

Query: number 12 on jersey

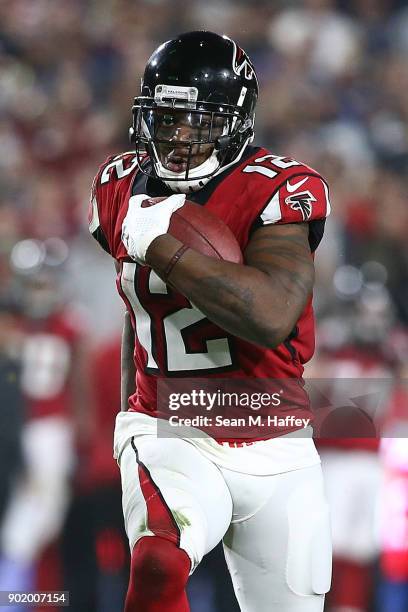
120;262;236;375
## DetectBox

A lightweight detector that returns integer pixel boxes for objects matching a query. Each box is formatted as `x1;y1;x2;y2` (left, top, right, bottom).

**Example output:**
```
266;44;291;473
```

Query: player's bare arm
114;261;136;411
121;310;135;411
145;223;314;350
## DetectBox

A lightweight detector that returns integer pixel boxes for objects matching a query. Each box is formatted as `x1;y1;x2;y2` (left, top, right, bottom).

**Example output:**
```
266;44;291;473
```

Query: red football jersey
315;346;388;452
89;146;330;436
20;309;85;419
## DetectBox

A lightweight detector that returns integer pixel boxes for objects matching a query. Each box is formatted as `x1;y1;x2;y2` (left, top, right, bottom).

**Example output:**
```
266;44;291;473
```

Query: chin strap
161;137;252;194
159;150;220;193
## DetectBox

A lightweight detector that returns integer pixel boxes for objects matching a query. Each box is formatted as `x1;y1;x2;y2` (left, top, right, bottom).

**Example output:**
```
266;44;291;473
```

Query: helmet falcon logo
232;41;255;80
285;190;316;221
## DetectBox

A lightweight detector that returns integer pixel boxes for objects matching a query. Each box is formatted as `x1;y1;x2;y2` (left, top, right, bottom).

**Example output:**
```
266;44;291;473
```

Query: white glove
121;193;186;264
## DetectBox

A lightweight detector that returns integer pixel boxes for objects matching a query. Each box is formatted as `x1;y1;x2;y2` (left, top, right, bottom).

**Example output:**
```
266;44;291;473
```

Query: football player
0;247;90;599
89;31;332;612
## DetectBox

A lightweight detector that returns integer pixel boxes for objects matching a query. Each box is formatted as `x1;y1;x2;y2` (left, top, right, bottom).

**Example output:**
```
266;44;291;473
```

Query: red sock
124;536;190;612
327;557;373;610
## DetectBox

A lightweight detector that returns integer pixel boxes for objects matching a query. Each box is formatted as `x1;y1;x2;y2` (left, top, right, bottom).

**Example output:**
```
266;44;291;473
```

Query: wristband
163;245;189;282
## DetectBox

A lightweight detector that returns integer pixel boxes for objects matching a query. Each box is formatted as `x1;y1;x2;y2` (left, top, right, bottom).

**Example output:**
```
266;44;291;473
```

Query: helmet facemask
131;86;254;192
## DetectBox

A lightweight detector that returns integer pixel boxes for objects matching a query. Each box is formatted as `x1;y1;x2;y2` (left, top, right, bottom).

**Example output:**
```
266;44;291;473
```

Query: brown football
144;197;243;264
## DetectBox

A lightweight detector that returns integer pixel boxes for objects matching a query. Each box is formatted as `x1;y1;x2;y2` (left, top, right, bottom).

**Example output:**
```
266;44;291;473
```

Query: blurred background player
307;286;401;612
61;335;129;612
0;239;91;606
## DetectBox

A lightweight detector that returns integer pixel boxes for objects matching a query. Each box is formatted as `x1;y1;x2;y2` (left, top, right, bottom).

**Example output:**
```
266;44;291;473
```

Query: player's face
145;109;227;173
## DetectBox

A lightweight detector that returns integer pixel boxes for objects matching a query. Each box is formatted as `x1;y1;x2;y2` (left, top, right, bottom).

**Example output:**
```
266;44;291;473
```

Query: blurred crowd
1;0;408;611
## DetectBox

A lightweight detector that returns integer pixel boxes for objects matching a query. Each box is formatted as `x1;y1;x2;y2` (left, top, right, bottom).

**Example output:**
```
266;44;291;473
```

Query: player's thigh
119;435;233;572
222;464;332;612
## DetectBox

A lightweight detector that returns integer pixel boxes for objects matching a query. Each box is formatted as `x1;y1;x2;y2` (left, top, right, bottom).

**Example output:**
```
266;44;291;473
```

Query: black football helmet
130;31;259;192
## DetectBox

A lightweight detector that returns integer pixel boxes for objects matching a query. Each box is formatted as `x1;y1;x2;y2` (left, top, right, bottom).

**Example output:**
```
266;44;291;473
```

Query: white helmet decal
231;40;255;81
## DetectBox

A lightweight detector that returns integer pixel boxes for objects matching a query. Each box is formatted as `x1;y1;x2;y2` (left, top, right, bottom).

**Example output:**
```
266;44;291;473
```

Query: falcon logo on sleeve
284;190;316;221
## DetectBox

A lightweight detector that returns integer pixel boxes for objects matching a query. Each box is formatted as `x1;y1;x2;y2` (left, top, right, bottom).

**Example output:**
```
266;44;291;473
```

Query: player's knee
130;536;190;598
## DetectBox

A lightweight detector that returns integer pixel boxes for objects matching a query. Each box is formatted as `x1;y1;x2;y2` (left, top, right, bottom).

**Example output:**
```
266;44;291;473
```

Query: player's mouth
163;146;208;172
165;155;188;172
